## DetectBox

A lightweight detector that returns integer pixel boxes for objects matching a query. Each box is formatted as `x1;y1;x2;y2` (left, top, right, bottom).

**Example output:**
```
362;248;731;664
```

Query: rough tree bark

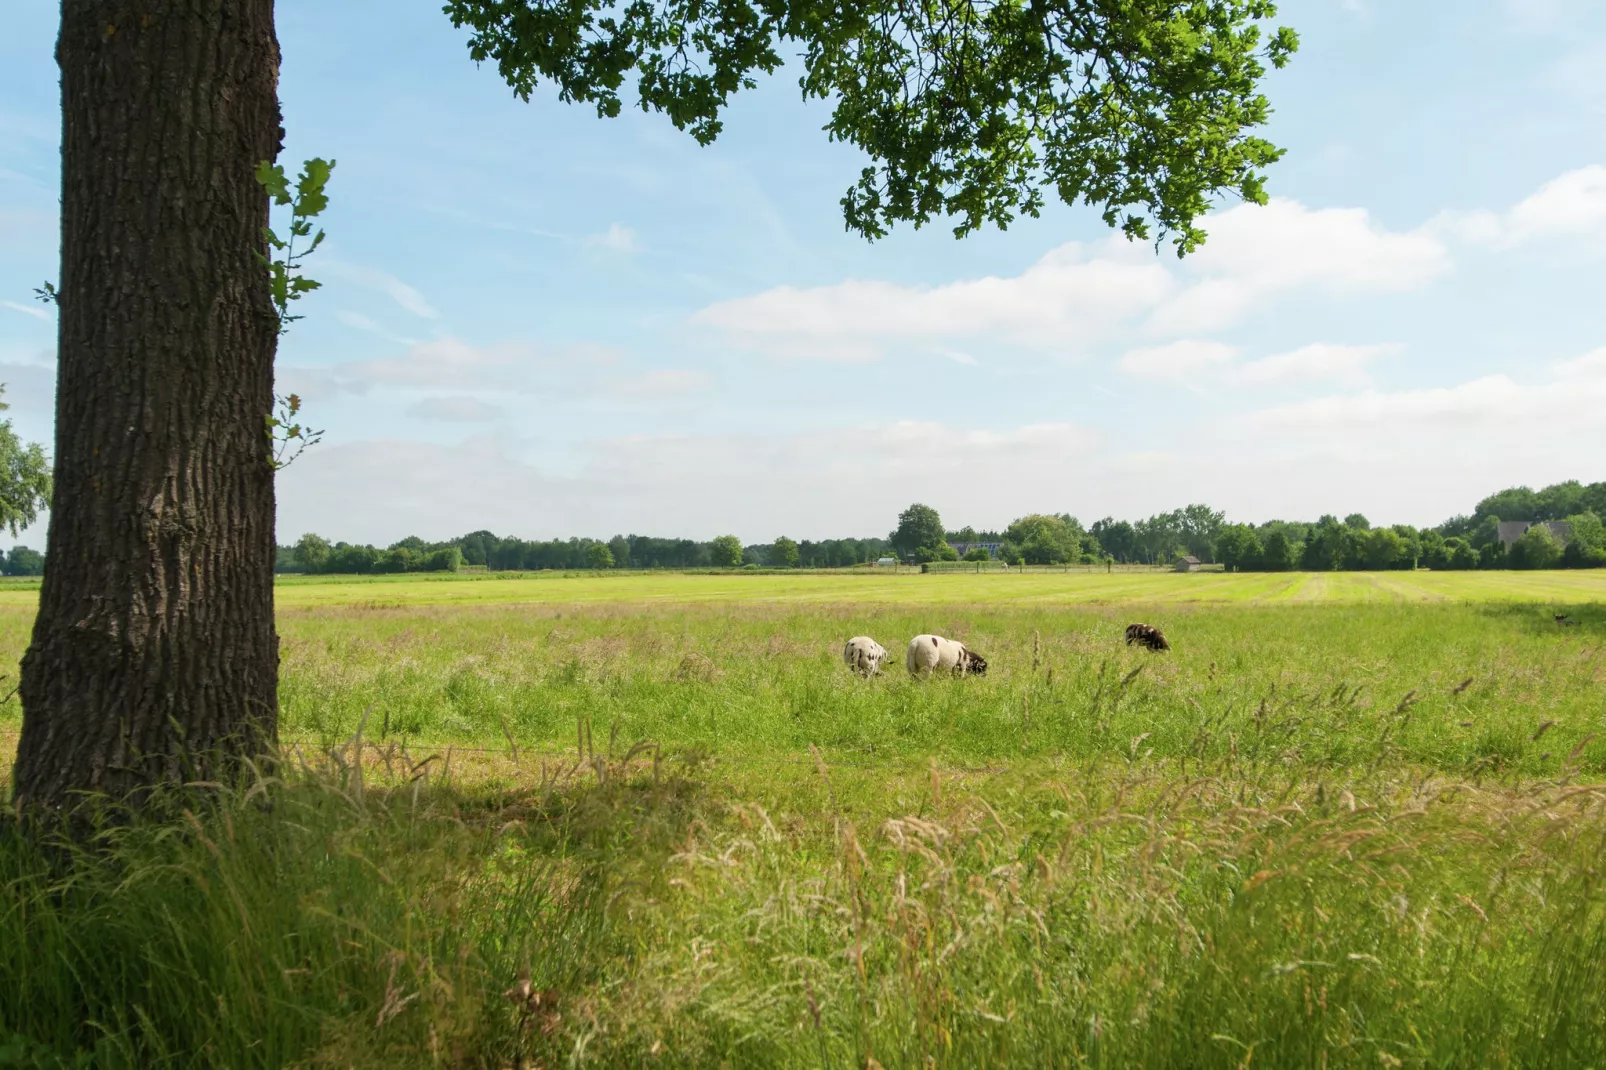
12;1;283;811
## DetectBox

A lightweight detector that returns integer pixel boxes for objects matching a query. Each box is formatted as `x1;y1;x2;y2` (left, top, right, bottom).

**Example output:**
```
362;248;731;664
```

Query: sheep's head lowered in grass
960;649;988;676
1125;623;1170;652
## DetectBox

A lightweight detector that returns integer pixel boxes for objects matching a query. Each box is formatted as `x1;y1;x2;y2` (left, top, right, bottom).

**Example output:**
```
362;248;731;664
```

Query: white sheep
843;636;890;677
905;634;988;677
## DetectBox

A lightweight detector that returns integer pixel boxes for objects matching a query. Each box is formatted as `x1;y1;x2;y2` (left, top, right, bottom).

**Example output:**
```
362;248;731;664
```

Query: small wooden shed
1174;555;1203;573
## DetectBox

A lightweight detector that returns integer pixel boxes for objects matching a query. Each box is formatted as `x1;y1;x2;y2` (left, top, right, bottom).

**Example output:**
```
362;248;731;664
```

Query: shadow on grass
0;755;714;1069
1473;600;1606;636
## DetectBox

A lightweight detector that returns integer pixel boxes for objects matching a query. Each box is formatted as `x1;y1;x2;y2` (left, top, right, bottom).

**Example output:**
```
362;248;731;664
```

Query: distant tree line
279;534;465;575
896;480;1606;572
1207;481;1606;572
275;530;891;574
271;478;1606;576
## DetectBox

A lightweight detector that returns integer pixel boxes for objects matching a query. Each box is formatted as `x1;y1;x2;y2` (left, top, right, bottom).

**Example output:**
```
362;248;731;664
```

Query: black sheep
1125;623;1170;652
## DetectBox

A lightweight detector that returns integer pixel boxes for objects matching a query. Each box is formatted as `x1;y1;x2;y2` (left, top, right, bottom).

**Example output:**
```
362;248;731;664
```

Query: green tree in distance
710;535;744;568
3;545;45;577
293;533;332;573
771;536;800;568
0;387;51;537
1002;514;1081;565
1261;530;1296;572
1509;525;1562;570
889;504;947;561
914;542;960;564
18;0;1298;813
585;543;615;569
1213;524;1262;572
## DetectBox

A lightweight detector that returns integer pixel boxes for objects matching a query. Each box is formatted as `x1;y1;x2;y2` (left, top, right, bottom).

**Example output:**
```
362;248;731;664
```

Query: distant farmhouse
1174;555;1204;573
1497;520;1572;548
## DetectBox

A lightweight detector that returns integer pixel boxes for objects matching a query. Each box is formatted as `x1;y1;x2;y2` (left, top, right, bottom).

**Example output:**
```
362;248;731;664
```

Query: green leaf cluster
254;158;335;334
445;0;1297;250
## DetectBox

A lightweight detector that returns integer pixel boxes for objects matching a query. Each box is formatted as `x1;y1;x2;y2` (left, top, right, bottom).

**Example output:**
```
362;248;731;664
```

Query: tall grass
2;754;1602;1067
1;577;1604;1065
0;761;620;1068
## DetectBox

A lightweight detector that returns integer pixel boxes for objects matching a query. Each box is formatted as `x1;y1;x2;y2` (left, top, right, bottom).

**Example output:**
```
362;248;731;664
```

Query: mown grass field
2;570;1605;1067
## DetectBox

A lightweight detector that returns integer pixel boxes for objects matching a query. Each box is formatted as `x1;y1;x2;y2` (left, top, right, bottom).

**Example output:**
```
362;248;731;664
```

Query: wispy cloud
1;300;49;321
322;260;439;319
586;223;640;253
1119;340;1401;389
277;337;711;408
1118;340;1239;383
1250;346;1606;434
336;309;420;346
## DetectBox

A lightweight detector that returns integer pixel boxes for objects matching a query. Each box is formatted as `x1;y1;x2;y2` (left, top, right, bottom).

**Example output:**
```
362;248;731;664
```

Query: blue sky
3;0;1605;546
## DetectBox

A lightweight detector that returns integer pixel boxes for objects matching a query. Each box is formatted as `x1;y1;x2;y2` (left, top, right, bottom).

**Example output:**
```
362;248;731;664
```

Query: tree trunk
12;1;283;811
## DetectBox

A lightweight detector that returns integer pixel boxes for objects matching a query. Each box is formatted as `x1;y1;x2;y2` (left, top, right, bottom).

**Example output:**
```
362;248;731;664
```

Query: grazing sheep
906;634;987;677
843;636;890;677
1125;623;1170;652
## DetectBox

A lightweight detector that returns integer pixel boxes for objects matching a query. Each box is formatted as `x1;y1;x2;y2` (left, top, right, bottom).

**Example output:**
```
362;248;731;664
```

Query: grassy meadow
2;569;1605;1067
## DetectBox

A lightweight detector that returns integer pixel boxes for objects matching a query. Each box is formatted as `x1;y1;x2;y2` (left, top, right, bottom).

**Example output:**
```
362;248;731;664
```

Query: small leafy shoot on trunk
266;393;323;472
255;157;334;334
33;281;57;304
257;158;333;470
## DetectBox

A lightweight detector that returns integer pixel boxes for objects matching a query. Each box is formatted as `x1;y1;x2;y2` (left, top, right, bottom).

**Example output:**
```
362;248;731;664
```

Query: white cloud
1237;343;1402;388
695;197;1447;361
693;241;1175;362
323;261;439;319
587;223;639;253
407;395;505;422
1;300;49;321
1554;346;1606;378
1118;340;1401;388
1435;165;1606;248
1148;200;1450;334
1118;340;1239;382
1250;346;1606;435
